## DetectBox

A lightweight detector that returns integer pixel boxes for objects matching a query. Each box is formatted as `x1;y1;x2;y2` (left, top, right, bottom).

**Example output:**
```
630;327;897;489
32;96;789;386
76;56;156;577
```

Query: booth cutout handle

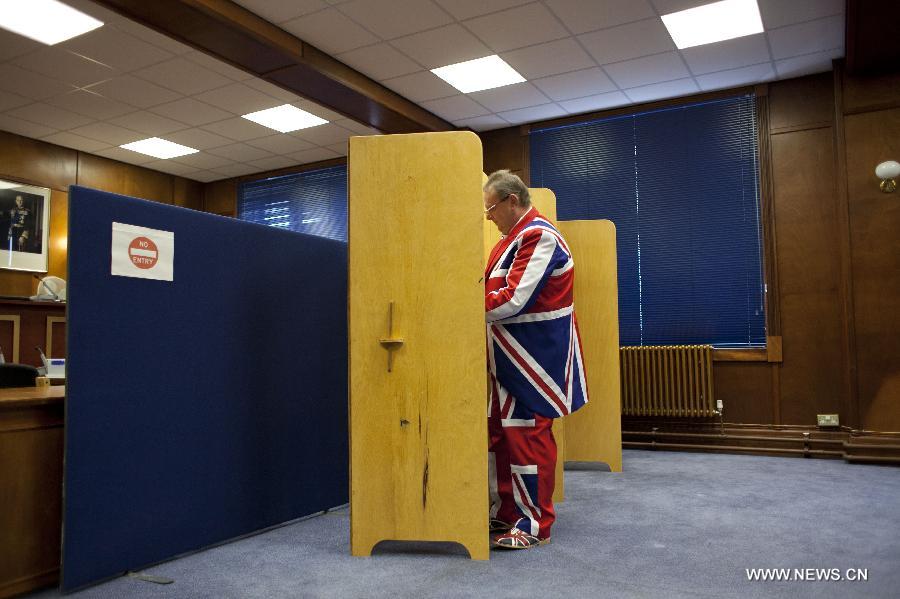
378;301;404;372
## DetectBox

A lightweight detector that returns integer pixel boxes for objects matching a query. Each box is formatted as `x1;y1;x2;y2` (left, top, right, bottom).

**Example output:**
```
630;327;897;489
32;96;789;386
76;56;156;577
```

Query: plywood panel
557;220;622;472
349;132;487;559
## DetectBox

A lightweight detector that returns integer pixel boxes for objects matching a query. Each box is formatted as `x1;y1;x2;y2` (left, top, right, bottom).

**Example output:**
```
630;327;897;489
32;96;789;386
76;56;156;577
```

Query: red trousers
487;378;557;539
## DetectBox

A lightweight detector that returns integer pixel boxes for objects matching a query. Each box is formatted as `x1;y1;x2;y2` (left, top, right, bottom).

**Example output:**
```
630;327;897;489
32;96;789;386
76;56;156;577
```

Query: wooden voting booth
558;221;623;472
349;131;489;560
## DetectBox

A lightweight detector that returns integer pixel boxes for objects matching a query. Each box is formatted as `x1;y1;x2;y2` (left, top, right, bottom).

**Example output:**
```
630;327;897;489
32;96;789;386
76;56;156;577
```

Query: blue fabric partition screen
62;186;348;591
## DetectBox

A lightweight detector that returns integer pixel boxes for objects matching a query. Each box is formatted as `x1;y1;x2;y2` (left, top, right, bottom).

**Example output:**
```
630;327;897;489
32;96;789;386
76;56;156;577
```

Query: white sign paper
111;222;174;281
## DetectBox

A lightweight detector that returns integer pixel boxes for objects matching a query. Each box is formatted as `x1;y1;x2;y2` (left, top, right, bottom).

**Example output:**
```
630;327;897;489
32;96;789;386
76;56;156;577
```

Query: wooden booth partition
482;187;566;503
557;220;622;472
348;132;488;560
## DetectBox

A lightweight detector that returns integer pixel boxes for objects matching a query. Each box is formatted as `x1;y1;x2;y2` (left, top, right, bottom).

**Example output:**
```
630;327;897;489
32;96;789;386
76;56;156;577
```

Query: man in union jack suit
483;170;588;549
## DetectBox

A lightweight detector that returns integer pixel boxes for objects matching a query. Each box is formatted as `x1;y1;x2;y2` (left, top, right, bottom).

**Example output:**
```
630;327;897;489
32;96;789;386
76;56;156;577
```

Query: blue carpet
30;450;900;598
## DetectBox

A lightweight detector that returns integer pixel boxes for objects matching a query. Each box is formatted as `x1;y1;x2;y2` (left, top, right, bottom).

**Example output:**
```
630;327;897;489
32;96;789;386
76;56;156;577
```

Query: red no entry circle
128;236;158;269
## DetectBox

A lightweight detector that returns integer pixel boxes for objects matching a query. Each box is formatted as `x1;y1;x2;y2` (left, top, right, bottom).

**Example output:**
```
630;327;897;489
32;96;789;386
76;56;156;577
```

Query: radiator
620;345;716;417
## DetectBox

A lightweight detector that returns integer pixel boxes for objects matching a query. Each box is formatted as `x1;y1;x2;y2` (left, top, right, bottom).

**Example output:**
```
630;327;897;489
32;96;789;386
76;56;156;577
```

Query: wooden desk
0;386;64;598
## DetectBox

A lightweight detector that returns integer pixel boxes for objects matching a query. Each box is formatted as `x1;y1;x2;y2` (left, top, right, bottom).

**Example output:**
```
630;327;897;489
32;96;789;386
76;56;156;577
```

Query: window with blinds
238;165;348;242
530;95;765;348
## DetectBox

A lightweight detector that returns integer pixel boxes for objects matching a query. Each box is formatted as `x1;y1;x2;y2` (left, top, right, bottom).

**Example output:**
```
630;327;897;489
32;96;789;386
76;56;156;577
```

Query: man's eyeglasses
484;194;512;214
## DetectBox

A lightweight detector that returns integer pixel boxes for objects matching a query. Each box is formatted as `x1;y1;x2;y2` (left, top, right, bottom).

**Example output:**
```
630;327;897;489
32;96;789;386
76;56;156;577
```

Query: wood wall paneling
0;131;76;192
843;106;900;431
479;127;529;184
76;153;174;204
767;73;834;132
203;180;238;217
713;363;774;425
173;178;204;211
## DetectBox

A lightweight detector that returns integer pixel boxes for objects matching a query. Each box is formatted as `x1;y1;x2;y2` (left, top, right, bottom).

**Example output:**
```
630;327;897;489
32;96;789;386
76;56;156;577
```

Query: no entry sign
111;222;174;281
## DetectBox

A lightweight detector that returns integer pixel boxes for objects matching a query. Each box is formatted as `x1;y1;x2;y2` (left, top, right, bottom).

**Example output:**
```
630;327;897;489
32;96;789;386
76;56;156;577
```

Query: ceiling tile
434;0;531;20
201;117;274;141
206;143;274;162
69;122;145;145
326;142;349;156
758;0;844;30
532;67;618;101
135;57;234;96
193;83;282;115
165;128;235;150
335;119;381;135
546;0;656;35
211;163;263;178
0;90;31;112
144;160;200;176
558;90;630;114
232;0;327;24
289;146;342;164
497;103;568;125
63;0;127;25
0;32;42;62
189;170;225;183
420;95;490;121
463;3;569;53
13;47;115;88
46;90;134;120
172;152;237;170
337;43;423;80
338;0;453;40
244;78;302;102
183;51;256;82
578;18;676;65
149;98;232;127
390;24;491;69
113;20;194;55
86;75;181;109
768;15;844;60
469;82;551;112
292;123;355;146
39;131;108;152
6;102;93;130
0;65;75;100
381;70;458;102
95;146;157;165
681;34;771;75
282;8;380;54
247;135;316;155
604;52;690;88
696;63;776;91
453;114;510;131
649;0;710;14
293;100;348;123
0;114;58;138
500;38;595;80
775;48;843;79
623;77;699;103
60;27;173;72
249;156;300;171
108;111;187;136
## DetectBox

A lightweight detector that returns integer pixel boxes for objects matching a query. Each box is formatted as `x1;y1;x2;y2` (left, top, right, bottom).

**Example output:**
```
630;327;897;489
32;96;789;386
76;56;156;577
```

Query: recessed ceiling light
0;0;103;45
431;55;526;94
661;0;764;50
241;104;328;132
120;138;199;160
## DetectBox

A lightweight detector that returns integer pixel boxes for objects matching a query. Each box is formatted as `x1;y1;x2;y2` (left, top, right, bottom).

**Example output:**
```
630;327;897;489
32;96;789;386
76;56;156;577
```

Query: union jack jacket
485;207;588;419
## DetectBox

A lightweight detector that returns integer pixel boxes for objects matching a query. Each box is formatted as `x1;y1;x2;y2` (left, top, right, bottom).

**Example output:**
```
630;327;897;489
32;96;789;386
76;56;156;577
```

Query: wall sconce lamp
875;160;900;193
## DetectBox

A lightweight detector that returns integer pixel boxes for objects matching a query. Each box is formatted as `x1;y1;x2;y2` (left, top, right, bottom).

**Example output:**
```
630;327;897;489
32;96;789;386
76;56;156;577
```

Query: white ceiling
0;0;844;183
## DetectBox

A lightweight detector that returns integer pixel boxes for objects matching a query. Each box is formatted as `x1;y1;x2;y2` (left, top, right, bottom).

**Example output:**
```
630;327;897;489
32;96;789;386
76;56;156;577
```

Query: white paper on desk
111;222;174;281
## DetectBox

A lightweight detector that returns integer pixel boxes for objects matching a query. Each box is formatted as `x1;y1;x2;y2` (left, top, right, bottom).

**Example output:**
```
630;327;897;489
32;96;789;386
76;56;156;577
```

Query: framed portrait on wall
0;180;51;272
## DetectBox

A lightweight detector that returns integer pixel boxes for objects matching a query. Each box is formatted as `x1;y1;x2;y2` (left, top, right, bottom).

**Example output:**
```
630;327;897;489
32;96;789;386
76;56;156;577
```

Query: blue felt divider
62;186;348;591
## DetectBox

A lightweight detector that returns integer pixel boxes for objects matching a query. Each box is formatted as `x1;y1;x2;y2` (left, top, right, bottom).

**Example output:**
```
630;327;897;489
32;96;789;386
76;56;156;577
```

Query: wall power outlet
817;414;840;427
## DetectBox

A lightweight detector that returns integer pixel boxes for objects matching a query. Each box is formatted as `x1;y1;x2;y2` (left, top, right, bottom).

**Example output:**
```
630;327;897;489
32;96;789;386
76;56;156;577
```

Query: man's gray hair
484;169;531;208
